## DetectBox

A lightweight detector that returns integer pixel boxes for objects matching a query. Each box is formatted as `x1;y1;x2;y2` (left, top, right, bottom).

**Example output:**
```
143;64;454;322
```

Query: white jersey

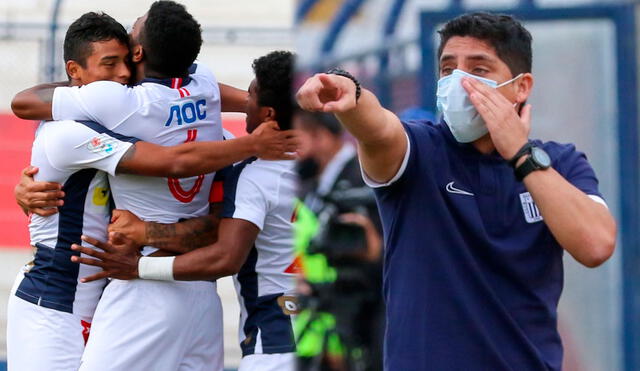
18;120;135;319
52;64;223;255
221;158;298;356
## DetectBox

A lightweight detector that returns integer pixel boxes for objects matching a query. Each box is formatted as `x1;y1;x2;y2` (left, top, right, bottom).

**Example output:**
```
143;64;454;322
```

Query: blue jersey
370;121;604;371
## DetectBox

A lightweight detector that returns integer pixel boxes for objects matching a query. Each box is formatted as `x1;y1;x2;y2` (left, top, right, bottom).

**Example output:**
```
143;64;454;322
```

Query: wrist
142;222;159;246
326;68;361;103
514;154;529;168
508;140;532;167
244;133;260;157
138;256;175;281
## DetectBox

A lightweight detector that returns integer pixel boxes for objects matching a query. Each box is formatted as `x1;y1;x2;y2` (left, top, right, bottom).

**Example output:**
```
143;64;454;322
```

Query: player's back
52;64;223;253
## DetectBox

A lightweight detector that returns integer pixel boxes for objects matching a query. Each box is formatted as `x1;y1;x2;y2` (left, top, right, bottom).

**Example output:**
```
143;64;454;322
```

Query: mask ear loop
497;73;525;114
496;73;524;88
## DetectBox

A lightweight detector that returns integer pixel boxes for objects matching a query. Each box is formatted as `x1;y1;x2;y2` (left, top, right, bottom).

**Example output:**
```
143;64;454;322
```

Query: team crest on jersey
519;192;543;223
277;295;300;315
84;134;118;154
93;187;110;206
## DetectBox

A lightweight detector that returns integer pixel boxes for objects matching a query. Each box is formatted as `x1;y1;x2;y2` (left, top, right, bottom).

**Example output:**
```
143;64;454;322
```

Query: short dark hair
142;1;202;77
252;50;295;130
63;12;129;67
296;111;343;137
437;12;532;76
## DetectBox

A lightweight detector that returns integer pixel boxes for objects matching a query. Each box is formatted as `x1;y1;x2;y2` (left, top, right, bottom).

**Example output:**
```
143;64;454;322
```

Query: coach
296;12;616;371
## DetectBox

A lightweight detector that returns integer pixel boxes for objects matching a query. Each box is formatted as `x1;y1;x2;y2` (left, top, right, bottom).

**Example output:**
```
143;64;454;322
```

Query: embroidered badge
84;134;118;154
519;192;543;223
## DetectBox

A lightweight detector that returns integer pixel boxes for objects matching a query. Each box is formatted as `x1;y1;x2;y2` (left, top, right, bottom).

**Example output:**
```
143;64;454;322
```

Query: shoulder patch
83;134;119;155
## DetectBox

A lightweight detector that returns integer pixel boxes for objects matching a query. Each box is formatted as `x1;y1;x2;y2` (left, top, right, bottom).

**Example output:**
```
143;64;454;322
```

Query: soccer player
72;50;299;371
10;2;290;369
7;12;296;371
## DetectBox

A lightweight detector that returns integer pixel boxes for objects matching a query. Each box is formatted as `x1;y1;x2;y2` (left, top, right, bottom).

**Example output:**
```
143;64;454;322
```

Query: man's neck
472;134;496;155
137;63;187;82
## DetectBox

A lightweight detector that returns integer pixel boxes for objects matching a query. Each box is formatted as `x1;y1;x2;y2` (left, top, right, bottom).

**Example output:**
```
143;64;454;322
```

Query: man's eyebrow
440;53;498;64
440;54;456;63
465;54;497;63
100;56;119;62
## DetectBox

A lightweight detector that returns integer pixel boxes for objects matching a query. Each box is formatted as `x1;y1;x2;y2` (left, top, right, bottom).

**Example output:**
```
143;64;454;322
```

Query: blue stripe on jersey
238;245;259;355
237;248;296;356
221;157;257;218
188;63;198;74
16;169;98;313
225;156;296;355
76;120;141;143
253;293;296;354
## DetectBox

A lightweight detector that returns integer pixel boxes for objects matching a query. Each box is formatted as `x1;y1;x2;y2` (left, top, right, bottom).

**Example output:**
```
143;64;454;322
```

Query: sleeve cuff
226;211;264;231
360;131;411;188
588;195;608;209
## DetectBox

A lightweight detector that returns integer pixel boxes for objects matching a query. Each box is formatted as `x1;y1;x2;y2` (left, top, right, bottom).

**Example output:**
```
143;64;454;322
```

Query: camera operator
294;111;383;371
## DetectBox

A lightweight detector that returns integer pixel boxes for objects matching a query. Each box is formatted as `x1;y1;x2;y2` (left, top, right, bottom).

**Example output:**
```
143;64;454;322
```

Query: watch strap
508;141;533;168
514;156;538;181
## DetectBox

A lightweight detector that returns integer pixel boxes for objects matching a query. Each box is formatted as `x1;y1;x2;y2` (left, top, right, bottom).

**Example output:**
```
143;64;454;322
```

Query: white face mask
436;69;522;143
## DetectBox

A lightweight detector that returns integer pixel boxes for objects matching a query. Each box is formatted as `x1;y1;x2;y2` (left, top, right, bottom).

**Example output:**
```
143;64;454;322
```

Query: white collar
316;142;356;196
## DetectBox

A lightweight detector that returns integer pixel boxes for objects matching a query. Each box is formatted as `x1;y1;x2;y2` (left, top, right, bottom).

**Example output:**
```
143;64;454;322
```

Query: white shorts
239;352;296;371
7;270;91;371
79;279;224;371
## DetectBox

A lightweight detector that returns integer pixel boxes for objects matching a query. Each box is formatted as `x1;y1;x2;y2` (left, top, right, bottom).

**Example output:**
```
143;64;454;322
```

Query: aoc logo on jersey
165;99;206;126
92;187;110;206
85;134;118;155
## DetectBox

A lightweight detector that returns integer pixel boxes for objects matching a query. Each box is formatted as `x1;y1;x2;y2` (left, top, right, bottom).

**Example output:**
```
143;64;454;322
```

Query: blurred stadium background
295;0;640;370
0;0;293;369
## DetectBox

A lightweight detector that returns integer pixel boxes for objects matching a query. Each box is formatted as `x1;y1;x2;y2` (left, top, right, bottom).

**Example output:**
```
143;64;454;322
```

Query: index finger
462;77;510;106
22;166;39;176
296;76;325;111
80;235;114;253
26;182;63;193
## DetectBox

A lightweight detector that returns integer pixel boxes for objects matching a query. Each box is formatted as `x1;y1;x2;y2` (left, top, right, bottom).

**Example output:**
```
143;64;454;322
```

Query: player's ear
66;60;82;82
131;44;144;63
264;107;276;121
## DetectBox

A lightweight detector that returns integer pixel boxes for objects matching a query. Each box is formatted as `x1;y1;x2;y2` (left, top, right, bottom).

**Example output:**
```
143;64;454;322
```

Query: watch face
531;147;551;168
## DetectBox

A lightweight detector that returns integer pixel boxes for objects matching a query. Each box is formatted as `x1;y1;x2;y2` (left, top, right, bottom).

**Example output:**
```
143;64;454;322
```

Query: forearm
11;82;66;120
144;215;218;254
524;168;616;267
171;244;238;281
336;89;407;183
219;83;248;113
117;136;257;177
168;136;257;176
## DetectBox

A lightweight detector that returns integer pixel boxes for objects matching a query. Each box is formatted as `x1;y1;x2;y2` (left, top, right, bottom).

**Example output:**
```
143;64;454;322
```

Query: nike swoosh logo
446;181;474;196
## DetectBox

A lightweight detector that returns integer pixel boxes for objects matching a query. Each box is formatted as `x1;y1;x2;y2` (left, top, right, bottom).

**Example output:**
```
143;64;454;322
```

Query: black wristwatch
326;68;361;103
514;146;551;181
508;141;533;167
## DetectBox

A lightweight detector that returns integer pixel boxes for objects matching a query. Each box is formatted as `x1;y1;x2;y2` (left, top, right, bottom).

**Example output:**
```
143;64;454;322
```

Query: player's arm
296;73;407;183
108;209;220;254
11;82;67;120
116;120;298;177
71;218;258;282
219;83;248;112
14;166;65;216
